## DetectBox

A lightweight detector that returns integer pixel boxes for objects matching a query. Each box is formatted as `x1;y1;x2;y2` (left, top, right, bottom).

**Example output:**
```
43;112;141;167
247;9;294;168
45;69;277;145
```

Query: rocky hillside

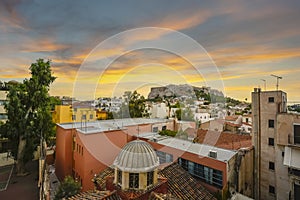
148;84;223;99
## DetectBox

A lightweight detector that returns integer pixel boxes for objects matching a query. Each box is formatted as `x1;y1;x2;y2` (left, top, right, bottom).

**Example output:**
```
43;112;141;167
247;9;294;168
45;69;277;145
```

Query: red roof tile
194;129;252;150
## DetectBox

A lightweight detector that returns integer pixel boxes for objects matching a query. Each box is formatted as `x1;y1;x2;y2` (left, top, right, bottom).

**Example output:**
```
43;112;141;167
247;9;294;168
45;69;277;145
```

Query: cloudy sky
0;0;300;101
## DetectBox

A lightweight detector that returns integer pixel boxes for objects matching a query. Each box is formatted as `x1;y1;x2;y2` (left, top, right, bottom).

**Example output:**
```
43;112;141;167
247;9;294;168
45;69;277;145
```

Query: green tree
128;91;147;118
54;176;81;200
175;109;182;120
5;59;56;175
182;107;194;121
159;129;177;137
117;91;147;118
49;96;62;110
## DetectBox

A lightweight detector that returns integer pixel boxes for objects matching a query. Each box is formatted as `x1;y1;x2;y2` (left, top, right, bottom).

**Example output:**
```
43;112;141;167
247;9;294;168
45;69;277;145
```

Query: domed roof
113;140;159;173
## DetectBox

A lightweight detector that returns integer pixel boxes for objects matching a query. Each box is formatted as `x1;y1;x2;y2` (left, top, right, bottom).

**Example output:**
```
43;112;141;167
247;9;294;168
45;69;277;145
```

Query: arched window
129;173;139;189
117;170;122;184
147;171;154;186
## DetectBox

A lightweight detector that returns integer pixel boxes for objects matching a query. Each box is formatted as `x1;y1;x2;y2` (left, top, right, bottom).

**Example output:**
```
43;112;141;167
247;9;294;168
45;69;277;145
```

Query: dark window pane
147;171;154;186
269;97;274;103
269;162;275;170
129;173;139;189
269;119;275;128
268;138;274;146
269;185;275;194
294;125;300;144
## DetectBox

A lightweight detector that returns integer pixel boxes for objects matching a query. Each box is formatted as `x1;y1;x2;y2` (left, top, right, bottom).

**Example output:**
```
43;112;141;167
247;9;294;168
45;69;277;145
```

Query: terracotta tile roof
225;122;241;127
148;192;180;200
94;167;114;190
225;115;239;121
67;190;120;200
194;129;252;150
242;122;252;126
92;163;215;200
159;163;216;200
113;177;168;200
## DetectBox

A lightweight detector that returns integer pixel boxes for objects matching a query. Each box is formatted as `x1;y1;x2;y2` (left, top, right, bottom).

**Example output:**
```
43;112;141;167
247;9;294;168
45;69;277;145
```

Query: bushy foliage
159;129;177;137
55;176;81;200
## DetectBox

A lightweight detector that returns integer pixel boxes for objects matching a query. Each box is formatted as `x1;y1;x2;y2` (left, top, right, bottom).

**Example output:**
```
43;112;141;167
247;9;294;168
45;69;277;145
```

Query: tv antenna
260;79;266;91
271;74;282;91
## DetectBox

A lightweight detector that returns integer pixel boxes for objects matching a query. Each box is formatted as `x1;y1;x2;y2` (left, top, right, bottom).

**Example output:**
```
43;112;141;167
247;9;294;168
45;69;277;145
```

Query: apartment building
252;88;300;199
55;118;174;190
0;90;8;122
52;105;97;124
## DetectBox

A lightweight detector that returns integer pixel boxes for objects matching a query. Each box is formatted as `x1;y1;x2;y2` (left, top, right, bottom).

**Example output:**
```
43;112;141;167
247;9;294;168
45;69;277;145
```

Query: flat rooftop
57;118;171;134
137;132;236;162
157;137;236;162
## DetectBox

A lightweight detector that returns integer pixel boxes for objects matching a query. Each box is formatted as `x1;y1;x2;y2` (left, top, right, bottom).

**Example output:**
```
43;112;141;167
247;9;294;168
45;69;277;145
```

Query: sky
0;0;300;101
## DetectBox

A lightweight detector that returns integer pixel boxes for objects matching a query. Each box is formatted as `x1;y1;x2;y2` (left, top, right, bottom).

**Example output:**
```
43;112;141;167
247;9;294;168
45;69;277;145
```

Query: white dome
113;140;159;173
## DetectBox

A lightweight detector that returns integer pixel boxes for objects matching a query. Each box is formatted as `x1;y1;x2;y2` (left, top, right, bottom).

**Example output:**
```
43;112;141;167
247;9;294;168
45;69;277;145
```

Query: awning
284;146;300;170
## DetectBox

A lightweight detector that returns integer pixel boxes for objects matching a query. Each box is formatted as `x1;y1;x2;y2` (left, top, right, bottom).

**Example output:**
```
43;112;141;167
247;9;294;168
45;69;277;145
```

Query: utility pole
271;74;282;91
260;79;266;91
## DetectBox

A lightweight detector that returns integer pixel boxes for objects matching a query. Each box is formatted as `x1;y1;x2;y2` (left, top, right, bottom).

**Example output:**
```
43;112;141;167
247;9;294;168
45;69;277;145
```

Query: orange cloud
20;38;69;53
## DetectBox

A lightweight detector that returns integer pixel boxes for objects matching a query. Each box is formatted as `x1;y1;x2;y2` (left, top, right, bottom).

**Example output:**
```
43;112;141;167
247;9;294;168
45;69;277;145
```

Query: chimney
208;150;217;159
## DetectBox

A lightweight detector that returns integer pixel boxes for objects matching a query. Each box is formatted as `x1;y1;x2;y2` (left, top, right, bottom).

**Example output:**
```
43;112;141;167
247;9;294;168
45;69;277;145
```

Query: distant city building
149;102;169;119
0;90;8;122
52;104;97;124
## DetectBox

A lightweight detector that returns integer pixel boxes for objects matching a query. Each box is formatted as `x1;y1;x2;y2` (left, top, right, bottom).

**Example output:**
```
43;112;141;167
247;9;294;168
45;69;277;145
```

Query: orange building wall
73;129;134;191
55;126;74;181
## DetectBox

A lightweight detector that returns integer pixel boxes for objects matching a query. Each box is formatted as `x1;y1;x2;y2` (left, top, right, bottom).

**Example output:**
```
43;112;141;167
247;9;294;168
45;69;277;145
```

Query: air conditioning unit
209;150;217;159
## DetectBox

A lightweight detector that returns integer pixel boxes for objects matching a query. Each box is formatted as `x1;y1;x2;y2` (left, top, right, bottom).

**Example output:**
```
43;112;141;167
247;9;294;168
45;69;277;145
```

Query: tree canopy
4;59;56;175
115;91;148;118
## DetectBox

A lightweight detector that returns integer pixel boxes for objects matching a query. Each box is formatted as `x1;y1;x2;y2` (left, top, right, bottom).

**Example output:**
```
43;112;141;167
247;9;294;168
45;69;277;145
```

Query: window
246;118;249;123
268;138;274;146
178;158;223;188
268;97;275;103
0;114;7;119
268;119;275;128
294;125;300;144
162;125;167;130
156;150;173;164
90;114;93;119
147;171;154;186
269;162;275;170
117;170;122;184
129;173;139;189
269;185;275;194
72;115;76;121
82;114;86;120
152;127;158;132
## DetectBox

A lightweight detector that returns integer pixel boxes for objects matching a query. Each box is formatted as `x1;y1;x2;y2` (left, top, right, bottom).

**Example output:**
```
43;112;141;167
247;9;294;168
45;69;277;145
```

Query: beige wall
251;89;300;200
226;148;254;198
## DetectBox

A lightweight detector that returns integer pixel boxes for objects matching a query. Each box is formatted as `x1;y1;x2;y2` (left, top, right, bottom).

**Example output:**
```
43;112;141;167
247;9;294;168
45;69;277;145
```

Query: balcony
284;147;300;170
288;168;300;177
